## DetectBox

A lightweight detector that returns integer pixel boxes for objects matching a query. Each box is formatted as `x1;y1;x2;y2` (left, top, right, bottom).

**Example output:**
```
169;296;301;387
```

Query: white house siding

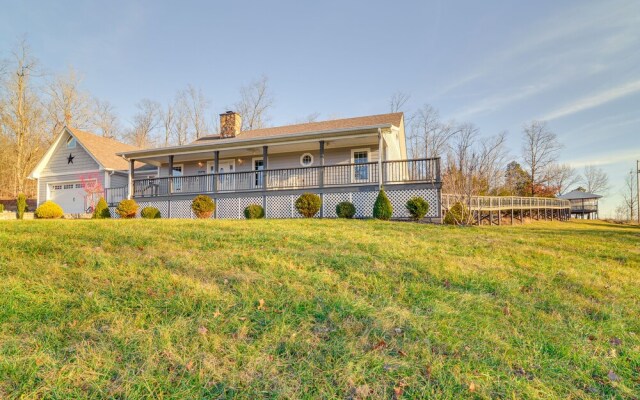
157;146;381;177
41;131;100;175
37;172;106;206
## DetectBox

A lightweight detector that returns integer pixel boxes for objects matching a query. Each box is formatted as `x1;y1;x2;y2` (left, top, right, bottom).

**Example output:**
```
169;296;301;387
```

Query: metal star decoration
67;153;74;164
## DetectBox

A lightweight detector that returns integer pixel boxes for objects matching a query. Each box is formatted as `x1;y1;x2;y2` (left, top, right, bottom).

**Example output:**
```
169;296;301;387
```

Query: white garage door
48;182;88;214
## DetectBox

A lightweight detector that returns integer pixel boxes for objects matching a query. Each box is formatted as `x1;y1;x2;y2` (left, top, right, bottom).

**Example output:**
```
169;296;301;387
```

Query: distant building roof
193;112;404;143
558;190;602;200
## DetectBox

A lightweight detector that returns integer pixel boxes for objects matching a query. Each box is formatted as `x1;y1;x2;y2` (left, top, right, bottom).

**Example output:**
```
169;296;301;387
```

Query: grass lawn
0;219;638;399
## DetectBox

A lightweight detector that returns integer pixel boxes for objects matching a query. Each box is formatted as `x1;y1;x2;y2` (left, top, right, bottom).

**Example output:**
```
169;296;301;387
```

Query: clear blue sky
2;0;639;216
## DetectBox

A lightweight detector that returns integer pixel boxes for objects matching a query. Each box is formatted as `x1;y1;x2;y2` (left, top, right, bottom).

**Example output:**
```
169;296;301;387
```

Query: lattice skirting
111;188;441;220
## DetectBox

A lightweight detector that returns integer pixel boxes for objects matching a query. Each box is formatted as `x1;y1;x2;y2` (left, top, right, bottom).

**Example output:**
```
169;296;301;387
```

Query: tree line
0;41;275;198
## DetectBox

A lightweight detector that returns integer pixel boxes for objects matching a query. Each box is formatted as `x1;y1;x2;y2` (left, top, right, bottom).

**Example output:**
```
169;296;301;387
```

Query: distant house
30;111;442;220
558;190;602;219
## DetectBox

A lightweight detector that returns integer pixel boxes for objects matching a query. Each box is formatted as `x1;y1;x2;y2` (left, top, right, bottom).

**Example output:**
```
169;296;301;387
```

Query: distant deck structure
442;194;571;225
557;190;602;219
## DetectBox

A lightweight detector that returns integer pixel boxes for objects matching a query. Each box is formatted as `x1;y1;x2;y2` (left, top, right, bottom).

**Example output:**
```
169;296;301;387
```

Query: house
31;112;442;220
28;128;155;214
558;189;602;219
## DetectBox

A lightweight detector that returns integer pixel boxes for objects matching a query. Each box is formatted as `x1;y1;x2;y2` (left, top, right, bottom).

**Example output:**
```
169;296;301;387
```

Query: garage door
49;182;88;214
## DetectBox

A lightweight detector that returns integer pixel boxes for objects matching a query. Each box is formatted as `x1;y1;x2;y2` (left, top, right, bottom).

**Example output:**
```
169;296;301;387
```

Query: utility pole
636;160;639;224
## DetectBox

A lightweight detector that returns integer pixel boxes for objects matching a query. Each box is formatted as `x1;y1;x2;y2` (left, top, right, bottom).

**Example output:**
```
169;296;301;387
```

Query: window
66;136;76;149
352;149;370;181
171;165;183;192
300;153;314;167
52;185;62;190
75;183;85;189
254;159;264;187
63;184;74;189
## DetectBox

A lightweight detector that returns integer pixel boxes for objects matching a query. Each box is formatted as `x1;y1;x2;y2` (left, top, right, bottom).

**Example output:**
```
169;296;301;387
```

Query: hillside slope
0;220;638;399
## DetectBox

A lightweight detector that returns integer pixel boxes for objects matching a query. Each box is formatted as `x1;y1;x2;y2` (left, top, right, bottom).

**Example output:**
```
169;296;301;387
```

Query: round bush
92;197;111;219
406;196;430;221
141;206;161;219
191;195;215;219
116;199;139;219
336;201;356;219
295;193;322;218
34;201;64;219
373;189;393;220
444;202;473;225
244;204;265;219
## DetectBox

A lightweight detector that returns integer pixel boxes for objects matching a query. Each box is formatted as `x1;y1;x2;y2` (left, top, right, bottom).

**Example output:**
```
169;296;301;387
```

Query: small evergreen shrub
116;199;138;219
406;196;430;221
0;203;4;212
191;195;215;219
34;201;64;219
244;204;265;219
336;201;356;219
295;193;322;218
17;193;27;220
444;202;473;225
141;206;161;219
373;189;393;220
92;197;111;219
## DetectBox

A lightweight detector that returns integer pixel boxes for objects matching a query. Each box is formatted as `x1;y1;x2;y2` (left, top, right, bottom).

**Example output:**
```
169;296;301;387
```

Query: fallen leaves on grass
258;299;265;310
393;381;407;399
607;370;620;382
198;326;208;335
372;340;387;351
468;382;476;392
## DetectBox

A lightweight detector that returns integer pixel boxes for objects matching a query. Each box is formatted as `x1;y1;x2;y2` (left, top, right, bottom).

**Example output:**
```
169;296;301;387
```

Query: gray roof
558;190;602;200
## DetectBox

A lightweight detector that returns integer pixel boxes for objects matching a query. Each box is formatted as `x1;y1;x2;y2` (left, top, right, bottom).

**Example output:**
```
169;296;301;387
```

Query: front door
208;160;236;191
254;159;264;188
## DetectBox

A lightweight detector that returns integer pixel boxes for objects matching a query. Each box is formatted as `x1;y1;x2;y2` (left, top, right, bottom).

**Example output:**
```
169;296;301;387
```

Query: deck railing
441;194;571;210
104;186;128;205
130;158;439;199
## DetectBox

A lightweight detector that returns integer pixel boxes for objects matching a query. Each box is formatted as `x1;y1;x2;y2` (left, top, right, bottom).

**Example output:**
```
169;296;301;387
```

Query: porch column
319;140;325;218
168;155;174;196
213;150;219;193
128;159;135;199
262;146;268;189
378;128;384;188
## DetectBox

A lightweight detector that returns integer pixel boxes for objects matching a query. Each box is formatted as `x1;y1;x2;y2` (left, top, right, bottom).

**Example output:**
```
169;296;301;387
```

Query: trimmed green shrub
406;196;430;221
191;195;215;219
35;201;64;219
141;206;161;219
444;202;473;225
295;193;322;218
336;201;356;219
0;203;4;212
116;199;138;219
17;193;27;220
373;189;393;220
92;197;111;219
244;204;265;219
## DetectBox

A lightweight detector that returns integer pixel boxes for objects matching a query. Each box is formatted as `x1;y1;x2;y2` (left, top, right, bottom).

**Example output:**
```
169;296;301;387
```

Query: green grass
0;219;638;399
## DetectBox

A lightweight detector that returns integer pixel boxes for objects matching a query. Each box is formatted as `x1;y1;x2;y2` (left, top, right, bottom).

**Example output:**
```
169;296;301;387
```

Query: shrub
191;195;215;219
444;202;474;225
34;201;64;219
406;196;430;221
17;193;27;220
244;204;265;219
116;199;138;219
336;201;356;219
141;206;161;219
295;193;322;218
373;189;393;220
92;197;111;219
0;203;4;212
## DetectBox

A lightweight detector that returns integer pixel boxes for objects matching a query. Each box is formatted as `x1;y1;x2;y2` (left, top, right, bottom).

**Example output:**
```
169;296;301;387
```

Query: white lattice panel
238;197;263;219
108;206;120;219
352;191;378;218
323;192;352;218
169;200;193;219
386;189;439;218
216;197;262;219
267;195;296;218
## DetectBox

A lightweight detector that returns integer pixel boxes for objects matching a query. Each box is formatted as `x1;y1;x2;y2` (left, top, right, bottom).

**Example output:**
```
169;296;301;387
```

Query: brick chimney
220;111;242;138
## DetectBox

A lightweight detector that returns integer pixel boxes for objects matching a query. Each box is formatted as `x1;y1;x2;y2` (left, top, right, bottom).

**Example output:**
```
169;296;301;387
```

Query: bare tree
91;99;120;139
0;40;46;196
162;102;174;146
46;66;93;139
182;85;210;139
521;121;562;196
547;163;579;195
408;105;459;159
581;165;609;194
126;99;161;148
295;112;321;124
621;170;637;221
389;91;410;113
235;75;274;131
